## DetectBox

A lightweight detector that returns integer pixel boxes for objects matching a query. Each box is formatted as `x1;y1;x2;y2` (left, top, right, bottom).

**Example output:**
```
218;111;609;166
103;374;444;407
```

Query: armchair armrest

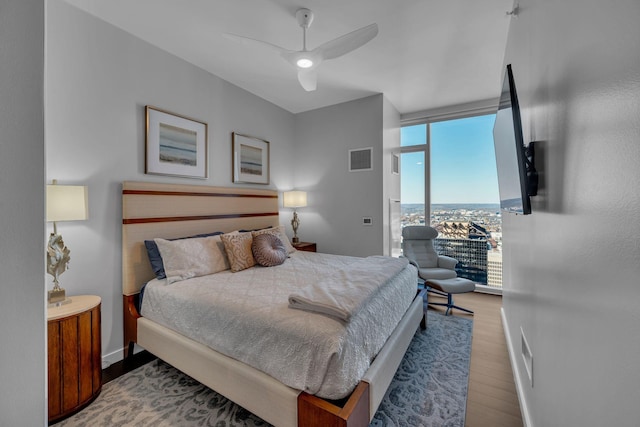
400;255;420;270
437;255;458;270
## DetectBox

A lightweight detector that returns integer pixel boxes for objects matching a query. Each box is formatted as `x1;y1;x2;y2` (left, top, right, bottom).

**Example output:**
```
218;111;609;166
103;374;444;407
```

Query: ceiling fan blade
313;23;378;61
298;69;317;91
223;33;292;55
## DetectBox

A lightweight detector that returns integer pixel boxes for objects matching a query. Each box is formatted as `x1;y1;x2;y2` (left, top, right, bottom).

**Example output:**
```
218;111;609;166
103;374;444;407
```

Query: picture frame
145;106;208;179
232;132;270;184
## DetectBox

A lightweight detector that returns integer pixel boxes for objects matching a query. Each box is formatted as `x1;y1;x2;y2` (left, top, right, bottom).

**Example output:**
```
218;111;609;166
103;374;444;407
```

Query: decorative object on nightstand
46;180;88;304
47;295;102;423
283;190;307;243
292;241;317;252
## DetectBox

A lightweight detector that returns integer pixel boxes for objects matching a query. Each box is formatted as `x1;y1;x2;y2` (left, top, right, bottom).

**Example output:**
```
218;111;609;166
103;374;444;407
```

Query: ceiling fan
224;8;378;91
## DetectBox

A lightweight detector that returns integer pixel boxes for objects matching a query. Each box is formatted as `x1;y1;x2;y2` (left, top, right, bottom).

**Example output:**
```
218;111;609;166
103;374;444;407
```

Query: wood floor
428;291;524;427
103;292;523;427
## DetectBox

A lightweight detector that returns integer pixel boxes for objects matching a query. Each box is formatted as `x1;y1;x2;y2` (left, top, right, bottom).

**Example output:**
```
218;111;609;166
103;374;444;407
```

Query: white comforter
141;251;417;399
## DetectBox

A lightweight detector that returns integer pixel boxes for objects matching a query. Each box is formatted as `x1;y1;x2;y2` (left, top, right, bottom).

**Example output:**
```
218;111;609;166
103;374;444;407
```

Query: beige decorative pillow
252;225;297;254
220;231;256;272
154;235;230;284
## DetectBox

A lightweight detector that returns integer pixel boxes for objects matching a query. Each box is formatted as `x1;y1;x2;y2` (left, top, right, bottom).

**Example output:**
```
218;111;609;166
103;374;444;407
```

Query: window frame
400;103;498;219
400;104;501;293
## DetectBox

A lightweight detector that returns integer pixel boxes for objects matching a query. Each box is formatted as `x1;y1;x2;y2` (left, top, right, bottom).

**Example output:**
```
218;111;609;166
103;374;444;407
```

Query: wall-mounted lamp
283;191;307;243
46;180;88;304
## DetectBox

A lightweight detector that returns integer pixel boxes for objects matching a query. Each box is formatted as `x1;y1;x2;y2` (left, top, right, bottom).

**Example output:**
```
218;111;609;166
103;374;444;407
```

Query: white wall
293;95;388;256
46;1;296;364
382;97;401;256
500;1;640;426
0;1;46;425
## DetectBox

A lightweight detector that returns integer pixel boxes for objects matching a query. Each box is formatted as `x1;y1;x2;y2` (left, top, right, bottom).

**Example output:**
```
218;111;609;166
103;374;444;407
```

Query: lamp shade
47;185;88;222
283;191;307;208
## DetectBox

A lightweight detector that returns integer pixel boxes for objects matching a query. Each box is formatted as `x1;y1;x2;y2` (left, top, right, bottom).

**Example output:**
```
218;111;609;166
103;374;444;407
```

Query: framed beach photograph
145;106;208;179
232;132;270;184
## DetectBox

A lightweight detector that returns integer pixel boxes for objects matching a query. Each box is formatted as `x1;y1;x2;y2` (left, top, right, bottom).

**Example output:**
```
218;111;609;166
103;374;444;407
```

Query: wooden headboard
122;181;280;296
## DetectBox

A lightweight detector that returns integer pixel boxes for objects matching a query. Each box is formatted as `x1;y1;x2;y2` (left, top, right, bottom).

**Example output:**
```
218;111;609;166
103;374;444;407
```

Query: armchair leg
427;287;448;298
426;287;474;316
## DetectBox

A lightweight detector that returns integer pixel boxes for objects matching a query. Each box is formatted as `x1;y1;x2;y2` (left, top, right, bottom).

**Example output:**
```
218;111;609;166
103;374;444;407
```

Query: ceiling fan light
296;58;314;68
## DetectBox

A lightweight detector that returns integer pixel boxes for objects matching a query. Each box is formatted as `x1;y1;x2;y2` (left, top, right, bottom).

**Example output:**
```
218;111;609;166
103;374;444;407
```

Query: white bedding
140;251;417;399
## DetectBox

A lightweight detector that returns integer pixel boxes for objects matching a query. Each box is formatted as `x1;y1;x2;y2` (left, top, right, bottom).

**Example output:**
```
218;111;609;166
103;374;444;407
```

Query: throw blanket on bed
288;256;409;322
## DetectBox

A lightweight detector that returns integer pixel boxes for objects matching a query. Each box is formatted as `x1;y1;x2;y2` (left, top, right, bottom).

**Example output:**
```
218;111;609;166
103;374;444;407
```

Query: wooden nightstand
47;295;102;424
293;241;317;252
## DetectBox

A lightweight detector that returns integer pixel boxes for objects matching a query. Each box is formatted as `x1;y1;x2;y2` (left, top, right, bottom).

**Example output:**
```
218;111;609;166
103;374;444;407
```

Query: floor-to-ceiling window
401;114;502;292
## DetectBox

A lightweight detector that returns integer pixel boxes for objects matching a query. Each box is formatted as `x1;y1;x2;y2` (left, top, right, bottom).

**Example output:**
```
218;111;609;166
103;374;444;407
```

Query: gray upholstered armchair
402;225;476;315
401;226;458;280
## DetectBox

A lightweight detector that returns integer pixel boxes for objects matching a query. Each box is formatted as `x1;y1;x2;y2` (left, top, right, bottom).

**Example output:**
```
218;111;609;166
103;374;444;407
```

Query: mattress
140;251;417;399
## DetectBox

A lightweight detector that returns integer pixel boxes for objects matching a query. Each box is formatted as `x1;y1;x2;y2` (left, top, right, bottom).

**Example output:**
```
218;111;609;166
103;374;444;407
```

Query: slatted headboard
122;181;280;296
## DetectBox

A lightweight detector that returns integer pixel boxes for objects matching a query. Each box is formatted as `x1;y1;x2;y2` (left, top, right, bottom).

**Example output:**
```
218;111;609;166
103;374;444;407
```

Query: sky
401;114;500;205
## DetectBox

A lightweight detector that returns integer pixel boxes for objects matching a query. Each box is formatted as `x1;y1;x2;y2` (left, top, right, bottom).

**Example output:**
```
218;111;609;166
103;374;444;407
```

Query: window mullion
425;124;431;224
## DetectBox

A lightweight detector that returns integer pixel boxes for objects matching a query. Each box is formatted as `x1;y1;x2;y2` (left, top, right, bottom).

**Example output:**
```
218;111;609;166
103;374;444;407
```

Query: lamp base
292;237;300;243
48;287;66;304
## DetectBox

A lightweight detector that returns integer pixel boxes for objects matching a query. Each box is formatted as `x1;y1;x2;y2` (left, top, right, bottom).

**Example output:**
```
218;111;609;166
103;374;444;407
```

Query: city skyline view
401;114;500;204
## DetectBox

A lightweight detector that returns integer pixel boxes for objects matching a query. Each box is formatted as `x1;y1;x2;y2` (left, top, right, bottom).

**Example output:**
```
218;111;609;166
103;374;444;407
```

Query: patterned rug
57;311;472;427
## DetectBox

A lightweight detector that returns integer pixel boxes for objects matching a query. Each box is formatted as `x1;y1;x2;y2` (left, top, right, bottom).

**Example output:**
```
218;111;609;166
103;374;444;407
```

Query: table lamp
46;180;88;304
283;190;307;243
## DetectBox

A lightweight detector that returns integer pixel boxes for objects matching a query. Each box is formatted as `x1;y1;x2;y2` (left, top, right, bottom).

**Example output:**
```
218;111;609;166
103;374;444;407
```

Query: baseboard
474;285;502;295
102;344;145;369
501;307;533;427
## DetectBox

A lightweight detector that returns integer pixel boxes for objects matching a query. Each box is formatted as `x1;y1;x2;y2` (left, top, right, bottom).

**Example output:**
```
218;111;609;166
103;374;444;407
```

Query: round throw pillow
252;233;287;267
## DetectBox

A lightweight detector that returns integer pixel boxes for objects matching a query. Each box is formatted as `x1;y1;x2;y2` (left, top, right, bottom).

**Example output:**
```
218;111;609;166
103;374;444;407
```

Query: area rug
57;312;472;427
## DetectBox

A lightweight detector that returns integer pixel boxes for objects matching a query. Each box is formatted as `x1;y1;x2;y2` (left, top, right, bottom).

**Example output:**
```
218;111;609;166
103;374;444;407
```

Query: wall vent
349;147;373;172
392;153;400;174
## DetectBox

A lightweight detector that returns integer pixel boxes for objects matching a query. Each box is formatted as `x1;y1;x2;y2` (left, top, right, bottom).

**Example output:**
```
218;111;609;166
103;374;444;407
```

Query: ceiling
63;0;514;115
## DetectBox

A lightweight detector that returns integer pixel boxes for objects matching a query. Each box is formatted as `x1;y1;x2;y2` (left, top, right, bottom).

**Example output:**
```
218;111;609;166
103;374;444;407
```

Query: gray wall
0;1;46;425
293;94;396;257
501;1;640;426
46;1;296;365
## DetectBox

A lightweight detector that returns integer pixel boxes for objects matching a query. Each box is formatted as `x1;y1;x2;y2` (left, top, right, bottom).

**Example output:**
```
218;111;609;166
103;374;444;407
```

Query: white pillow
154;235;230;284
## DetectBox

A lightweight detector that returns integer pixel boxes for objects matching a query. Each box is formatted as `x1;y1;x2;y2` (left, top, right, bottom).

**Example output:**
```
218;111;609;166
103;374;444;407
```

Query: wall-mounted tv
493;64;538;215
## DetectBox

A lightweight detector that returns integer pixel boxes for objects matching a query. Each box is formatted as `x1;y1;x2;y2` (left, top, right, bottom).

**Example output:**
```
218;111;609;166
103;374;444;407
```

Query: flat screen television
493;64;537;215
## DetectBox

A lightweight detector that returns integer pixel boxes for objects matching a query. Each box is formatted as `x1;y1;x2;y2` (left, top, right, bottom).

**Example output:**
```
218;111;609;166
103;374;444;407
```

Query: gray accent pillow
252;233;287;267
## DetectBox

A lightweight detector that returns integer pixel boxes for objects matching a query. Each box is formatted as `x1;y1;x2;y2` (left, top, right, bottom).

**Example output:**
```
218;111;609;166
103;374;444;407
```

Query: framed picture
145;106;208;179
232;132;270;184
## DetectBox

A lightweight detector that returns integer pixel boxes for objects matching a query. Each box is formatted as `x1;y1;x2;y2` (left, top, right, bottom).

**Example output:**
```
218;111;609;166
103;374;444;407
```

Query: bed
122;181;426;427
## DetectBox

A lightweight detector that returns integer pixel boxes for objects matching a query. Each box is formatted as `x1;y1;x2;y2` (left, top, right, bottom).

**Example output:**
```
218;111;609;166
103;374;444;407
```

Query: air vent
349;147;373;172
392;153;400;174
